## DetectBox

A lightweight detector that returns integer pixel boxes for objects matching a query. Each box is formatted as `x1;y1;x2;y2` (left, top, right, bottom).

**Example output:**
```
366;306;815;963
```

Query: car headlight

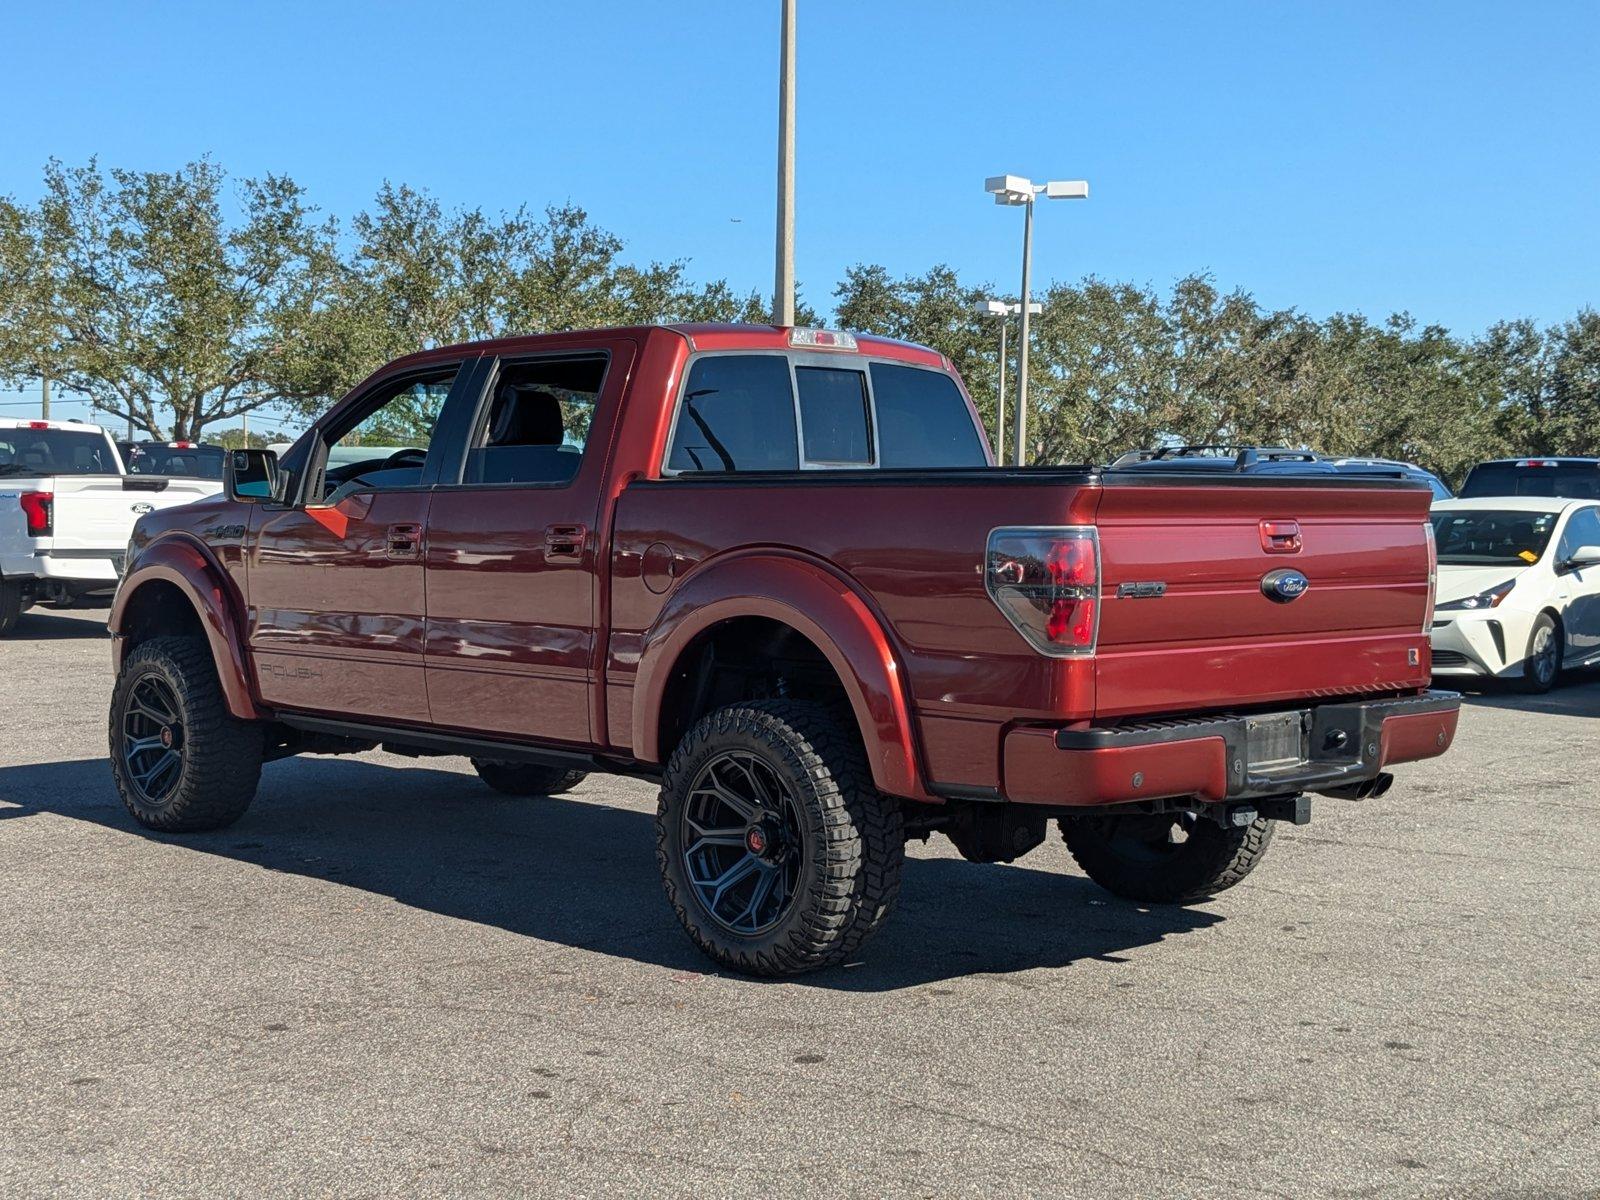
1437;580;1515;611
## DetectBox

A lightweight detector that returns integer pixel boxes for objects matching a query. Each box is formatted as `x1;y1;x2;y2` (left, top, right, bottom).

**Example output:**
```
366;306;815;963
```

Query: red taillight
171;441;194;449
27;420;49;430
986;527;1100;656
1423;521;1437;634
20;490;53;537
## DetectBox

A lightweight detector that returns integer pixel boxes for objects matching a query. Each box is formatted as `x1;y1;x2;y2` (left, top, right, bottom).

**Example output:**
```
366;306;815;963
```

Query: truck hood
1434;563;1527;604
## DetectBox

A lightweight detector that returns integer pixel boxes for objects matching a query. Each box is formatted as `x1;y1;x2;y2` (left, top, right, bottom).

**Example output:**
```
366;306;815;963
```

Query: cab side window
1559;507;1600;560
667;355;798;472
462;356;607;487
319;368;457;503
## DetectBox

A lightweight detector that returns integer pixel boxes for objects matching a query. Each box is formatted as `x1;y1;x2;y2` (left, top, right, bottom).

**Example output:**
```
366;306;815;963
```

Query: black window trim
430;348;614;493
659;350;985;477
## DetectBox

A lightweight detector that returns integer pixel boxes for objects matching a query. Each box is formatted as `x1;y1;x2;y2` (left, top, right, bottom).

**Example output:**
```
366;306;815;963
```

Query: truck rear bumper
1;551;123;583
1002;690;1460;807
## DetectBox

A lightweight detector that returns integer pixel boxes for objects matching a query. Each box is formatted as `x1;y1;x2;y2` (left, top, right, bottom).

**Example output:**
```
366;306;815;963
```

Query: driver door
245;360;477;724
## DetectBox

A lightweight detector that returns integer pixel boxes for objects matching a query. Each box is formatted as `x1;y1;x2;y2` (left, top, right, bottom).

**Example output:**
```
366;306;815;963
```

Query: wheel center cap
159;726;175;749
745;825;770;856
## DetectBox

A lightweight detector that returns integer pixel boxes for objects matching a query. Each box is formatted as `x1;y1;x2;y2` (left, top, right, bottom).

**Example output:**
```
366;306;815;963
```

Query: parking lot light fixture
984;175;1089;465
973;299;1042;462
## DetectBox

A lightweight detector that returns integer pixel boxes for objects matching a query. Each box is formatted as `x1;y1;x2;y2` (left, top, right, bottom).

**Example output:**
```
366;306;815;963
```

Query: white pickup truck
0;418;220;635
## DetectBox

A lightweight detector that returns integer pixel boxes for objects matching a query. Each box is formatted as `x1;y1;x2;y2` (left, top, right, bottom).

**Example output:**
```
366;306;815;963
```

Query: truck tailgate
1092;481;1434;717
50;476;221;553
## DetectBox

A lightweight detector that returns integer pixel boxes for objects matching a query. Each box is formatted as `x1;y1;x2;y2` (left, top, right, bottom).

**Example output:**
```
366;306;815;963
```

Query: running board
273;713;662;781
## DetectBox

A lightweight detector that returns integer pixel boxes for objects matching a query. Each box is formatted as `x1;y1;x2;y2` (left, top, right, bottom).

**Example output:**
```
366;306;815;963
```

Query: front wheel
656;700;903;977
108;636;265;831
1059;811;1274;904
1512;612;1561;694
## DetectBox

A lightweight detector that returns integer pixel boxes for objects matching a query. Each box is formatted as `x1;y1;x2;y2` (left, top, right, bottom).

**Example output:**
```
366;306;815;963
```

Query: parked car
108;325;1459;975
1327;457;1452;500
118;440;228;480
0;419;219;634
1428;497;1600;691
1459;457;1600;500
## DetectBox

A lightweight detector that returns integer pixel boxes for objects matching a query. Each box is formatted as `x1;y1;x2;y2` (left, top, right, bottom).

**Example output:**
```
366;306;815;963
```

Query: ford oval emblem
130;502;155;515
1261;568;1309;602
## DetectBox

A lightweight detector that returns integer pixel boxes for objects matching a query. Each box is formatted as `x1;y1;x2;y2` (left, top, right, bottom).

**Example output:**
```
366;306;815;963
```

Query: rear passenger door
421;343;635;744
1556;506;1600;662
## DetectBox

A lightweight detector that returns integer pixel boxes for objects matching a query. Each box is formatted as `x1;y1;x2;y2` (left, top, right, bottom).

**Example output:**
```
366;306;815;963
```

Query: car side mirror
1561;544;1600;573
226;448;283;504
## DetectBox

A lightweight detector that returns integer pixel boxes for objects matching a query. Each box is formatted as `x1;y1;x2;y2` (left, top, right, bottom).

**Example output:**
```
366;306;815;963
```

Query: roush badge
1261;568;1309;603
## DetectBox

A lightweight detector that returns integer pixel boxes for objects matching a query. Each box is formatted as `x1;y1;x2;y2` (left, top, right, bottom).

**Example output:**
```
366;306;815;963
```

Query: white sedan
1429;497;1600;692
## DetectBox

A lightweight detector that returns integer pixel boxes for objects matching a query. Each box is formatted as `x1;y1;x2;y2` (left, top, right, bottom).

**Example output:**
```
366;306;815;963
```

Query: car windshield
124;444;227;479
1431;508;1559;566
0;429;119;476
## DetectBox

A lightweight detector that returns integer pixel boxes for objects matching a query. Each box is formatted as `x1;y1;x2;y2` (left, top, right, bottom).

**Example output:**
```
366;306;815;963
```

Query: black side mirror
226;448;282;504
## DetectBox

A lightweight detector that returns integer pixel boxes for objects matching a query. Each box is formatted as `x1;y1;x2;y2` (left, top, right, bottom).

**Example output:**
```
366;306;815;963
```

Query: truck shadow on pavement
1454;669;1600;718
8;610;111;640
0;756;1220;991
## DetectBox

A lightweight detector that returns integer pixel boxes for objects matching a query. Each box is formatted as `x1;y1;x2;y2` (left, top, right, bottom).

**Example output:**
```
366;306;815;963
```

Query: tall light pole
984;175;1088;465
773;0;797;325
974;299;1040;463
40;376;50;420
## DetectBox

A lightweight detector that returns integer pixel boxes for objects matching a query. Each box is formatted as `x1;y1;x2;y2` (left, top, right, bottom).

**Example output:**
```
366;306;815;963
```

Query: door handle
386;523;422;559
544;523;587;561
1260;519;1302;554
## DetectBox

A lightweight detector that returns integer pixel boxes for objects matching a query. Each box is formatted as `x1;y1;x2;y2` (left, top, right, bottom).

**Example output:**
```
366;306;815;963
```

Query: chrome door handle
544;523;587;561
386;523;422;559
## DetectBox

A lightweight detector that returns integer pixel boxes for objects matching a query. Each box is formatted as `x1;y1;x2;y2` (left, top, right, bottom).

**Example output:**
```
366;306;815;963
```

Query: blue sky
3;0;1598;425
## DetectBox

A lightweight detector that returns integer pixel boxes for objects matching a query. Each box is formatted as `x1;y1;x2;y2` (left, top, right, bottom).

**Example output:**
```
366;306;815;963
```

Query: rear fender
633;552;930;801
110;536;260;720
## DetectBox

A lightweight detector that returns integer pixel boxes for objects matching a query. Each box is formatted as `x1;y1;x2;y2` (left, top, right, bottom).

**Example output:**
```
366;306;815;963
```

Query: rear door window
870;363;987;468
667;355;798;472
1461;463;1600;500
796;367;872;466
0;429;119;476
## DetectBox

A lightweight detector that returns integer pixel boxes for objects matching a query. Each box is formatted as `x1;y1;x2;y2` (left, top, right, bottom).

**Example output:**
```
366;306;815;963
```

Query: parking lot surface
2;605;1597;1198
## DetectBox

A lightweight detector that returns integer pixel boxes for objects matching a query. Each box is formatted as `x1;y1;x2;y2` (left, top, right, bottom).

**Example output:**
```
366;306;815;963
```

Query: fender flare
632;551;931;801
109;536;261;720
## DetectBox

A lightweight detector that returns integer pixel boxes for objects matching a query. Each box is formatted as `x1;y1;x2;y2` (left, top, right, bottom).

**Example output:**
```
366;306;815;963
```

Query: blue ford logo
1262;568;1309;602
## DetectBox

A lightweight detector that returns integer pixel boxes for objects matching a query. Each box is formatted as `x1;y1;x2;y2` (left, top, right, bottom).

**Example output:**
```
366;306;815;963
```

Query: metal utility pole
1014;199;1034;468
995;319;1008;460
773;0;796;326
40;377;50;420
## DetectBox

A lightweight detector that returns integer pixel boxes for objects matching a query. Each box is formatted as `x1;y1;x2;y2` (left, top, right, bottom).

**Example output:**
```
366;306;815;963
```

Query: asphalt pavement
2;605;1596;1198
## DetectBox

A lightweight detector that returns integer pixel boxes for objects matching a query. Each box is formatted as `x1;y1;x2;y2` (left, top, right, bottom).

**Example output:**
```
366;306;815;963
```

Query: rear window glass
1460;463;1600;500
124;444;226;479
869;364;987;468
667;355;799;472
0;429;119;476
797;367;872;465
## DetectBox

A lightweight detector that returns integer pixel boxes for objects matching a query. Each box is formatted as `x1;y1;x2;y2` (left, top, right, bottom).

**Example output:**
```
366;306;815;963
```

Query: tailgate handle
544;523;587;560
1260;520;1302;554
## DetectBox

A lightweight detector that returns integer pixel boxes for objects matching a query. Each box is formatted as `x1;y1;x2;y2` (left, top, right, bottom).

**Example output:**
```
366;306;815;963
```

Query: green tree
0;159;338;439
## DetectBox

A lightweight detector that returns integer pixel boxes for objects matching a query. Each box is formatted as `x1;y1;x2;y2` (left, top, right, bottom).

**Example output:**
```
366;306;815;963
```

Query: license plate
1246;712;1307;769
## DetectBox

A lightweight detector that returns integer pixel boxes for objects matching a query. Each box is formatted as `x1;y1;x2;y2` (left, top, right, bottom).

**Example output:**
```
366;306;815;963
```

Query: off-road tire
108;635;265;832
656;700;904;977
1059;812;1274;904
0;579;22;636
1512;612;1561;694
470;760;587;797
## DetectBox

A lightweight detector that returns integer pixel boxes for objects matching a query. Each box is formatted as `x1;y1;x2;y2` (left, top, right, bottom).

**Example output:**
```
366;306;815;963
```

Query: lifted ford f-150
108;324;1459;975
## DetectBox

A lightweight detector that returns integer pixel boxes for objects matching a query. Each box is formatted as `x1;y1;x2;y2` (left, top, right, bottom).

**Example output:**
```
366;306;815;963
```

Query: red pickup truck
108;324;1459;975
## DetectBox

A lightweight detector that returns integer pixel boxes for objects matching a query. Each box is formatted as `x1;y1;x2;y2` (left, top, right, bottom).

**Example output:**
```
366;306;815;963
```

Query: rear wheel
0;579;22;636
1059;811;1274;903
470;759;587;797
1513;612;1561;694
656;700;903;977
108;636;265;831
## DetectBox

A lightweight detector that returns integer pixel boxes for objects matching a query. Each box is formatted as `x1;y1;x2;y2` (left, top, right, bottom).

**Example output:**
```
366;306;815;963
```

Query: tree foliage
1;157;1593;469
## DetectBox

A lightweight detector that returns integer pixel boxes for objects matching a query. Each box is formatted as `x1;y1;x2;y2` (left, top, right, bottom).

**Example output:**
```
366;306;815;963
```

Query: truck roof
378;324;949;375
0;417;108;434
